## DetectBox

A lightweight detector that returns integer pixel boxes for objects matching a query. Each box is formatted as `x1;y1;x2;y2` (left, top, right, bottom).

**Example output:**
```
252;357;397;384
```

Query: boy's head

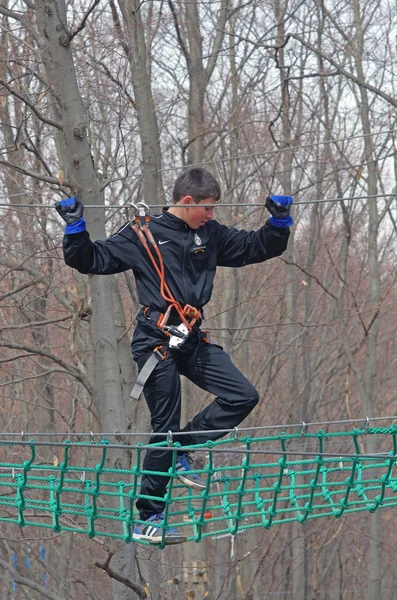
170;168;221;229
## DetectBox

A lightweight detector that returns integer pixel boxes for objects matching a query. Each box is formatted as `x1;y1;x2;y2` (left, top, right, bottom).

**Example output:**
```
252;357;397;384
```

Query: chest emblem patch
194;233;201;245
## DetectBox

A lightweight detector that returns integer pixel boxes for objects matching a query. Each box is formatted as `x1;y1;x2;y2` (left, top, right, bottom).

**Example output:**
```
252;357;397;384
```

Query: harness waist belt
142;306;203;328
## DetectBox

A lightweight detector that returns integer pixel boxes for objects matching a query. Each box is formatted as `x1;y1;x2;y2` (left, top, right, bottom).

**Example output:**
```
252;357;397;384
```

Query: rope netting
0;423;396;548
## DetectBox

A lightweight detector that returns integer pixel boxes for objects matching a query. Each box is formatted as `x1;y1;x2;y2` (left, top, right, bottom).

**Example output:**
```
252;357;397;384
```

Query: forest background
1;0;397;599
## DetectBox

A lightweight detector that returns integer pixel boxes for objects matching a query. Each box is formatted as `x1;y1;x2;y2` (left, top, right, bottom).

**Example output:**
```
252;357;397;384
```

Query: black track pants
135;333;259;520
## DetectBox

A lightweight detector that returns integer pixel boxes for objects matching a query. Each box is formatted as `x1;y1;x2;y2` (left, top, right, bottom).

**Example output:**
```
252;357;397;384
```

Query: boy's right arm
55;196;136;275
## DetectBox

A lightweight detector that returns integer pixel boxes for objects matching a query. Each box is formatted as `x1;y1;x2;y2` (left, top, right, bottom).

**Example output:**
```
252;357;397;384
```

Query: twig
0;78;63;130
69;0;102;42
0;557;62;600
94;550;147;599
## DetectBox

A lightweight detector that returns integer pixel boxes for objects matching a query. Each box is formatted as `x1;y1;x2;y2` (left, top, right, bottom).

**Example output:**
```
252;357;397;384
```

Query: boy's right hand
55;196;84;225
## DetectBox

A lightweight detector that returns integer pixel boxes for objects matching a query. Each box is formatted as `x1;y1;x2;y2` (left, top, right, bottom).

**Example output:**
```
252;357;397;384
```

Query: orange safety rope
131;211;200;332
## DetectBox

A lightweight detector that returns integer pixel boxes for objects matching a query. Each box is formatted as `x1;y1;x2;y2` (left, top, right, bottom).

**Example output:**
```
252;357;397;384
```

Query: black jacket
63;208;289;356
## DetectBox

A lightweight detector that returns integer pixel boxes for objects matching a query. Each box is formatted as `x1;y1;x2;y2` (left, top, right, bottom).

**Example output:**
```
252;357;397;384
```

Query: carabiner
135;201;150;226
128;201;150;227
128;202;141;227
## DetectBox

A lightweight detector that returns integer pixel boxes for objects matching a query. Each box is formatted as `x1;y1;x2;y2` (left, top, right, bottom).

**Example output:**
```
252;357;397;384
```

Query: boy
56;167;292;544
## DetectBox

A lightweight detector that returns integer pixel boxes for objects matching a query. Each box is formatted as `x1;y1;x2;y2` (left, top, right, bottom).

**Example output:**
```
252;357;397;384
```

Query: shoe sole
133;532;187;545
177;474;206;490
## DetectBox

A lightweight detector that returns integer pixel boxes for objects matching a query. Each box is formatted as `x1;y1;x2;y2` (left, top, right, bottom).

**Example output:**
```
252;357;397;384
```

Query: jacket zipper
182;230;189;303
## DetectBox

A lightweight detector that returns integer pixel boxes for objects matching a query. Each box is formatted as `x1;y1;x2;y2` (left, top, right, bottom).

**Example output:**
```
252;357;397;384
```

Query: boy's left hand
265;195;293;219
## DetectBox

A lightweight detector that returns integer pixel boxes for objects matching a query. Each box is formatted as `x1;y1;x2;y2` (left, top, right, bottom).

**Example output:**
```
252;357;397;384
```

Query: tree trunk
351;1;382;597
35;2;131;597
275;3;307;598
114;0;165;204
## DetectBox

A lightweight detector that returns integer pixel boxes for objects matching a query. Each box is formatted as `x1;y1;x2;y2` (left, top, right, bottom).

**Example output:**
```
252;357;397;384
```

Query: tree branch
69;0;101;42
0;272;49;301
0;557;63;600
93;59;136;109
288;33;397;108
0;315;72;331
281;258;338;302
205;0;229;84
0;78;63;130
0;341;93;394
0;352;35;364
0;368;78;388
2;258;74;312
167;0;190;67
94;550;147;599
0;159;72;187
108;0;130;57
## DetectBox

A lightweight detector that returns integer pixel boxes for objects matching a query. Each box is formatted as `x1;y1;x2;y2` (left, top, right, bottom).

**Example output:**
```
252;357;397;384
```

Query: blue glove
265;195;293;228
55;196;86;234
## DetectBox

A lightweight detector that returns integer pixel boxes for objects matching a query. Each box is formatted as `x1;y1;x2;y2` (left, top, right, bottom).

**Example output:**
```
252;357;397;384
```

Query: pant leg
175;341;259;445
135;353;182;520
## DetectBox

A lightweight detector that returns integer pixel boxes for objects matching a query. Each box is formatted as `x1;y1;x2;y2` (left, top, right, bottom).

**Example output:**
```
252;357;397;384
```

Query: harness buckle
153;345;168;361
165;323;190;349
146;307;191;349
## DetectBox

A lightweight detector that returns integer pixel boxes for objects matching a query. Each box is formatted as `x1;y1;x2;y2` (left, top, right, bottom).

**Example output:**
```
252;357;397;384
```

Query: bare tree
1;0;397;598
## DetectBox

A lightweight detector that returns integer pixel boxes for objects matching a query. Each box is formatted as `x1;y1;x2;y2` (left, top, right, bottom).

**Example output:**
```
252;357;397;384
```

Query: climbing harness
128;201;202;400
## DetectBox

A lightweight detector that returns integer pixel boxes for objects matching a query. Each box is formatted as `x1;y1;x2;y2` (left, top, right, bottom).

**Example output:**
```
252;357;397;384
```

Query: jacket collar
161;207;191;231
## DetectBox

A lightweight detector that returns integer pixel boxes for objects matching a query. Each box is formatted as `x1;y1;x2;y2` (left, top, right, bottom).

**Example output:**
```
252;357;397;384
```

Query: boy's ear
182;195;194;205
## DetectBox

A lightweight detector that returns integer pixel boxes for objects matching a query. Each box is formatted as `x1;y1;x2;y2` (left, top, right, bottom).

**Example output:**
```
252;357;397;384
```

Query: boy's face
178;196;217;229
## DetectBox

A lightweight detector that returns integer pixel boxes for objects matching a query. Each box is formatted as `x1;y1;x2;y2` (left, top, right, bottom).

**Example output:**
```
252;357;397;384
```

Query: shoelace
179;453;193;469
148;513;164;524
147;513;180;533
179;454;203;481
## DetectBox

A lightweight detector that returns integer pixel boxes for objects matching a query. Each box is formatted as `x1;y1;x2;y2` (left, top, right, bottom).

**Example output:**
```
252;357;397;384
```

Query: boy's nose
206;208;214;219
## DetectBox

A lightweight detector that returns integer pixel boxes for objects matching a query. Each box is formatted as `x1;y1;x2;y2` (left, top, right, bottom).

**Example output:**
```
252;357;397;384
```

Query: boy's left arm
215;195;292;267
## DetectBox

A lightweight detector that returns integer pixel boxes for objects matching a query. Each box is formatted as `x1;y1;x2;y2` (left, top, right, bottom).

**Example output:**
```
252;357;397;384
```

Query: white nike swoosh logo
158;240;171;245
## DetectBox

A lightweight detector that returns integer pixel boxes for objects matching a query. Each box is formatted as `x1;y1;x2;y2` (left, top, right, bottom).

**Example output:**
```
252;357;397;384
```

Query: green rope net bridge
0;419;397;548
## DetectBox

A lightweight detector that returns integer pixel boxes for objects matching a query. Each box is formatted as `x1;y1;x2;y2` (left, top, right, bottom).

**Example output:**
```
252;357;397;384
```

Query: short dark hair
172;168;221;204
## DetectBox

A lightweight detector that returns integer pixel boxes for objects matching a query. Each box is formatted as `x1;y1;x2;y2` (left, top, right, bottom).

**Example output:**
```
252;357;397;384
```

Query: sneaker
133;513;187;545
175;452;206;490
